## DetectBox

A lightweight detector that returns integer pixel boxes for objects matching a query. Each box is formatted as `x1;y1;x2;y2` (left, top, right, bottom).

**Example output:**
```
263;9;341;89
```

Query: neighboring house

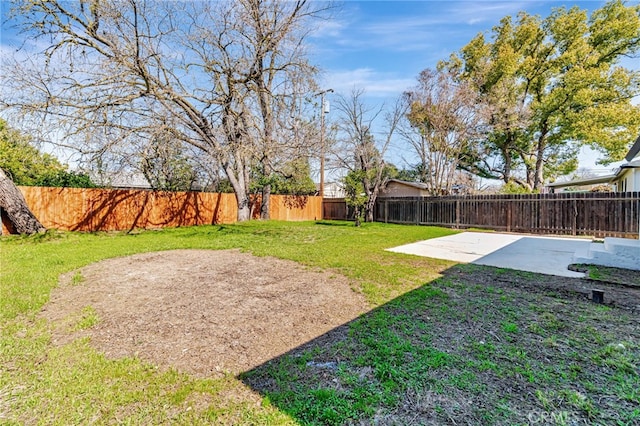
92;170;205;191
379;179;431;198
617;135;640;192
92;171;153;190
320;181;346;198
547;135;640;193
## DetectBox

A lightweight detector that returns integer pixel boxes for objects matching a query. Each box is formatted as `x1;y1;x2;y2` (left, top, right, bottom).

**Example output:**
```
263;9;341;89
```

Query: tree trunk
533;141;546;191
354;205;362;227
0;168;46;234
502;145;512;184
261;183;271;220
533;125;549;191
365;191;377;223
224;159;253;222
236;194;251;222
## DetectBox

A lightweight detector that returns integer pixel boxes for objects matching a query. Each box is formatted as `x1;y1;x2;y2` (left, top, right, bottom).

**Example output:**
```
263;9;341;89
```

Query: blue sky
2;0;639;174
305;0;640;173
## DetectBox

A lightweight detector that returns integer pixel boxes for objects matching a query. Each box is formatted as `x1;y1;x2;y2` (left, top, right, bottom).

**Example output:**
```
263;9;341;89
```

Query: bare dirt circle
41;250;369;378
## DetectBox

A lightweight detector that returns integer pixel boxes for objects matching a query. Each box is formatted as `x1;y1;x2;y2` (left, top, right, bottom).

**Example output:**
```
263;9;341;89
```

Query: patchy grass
1;221;453;424
243;270;640;425
2;221;638;425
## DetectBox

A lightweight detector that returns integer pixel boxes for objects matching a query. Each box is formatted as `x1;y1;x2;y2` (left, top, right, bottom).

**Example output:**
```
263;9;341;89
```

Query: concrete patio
387;232;593;278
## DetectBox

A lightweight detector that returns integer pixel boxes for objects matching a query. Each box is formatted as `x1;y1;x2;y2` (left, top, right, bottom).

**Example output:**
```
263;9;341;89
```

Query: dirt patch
41;250;369;378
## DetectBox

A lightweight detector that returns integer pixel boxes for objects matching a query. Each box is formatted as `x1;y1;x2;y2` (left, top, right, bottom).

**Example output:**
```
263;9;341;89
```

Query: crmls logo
526;410;587;425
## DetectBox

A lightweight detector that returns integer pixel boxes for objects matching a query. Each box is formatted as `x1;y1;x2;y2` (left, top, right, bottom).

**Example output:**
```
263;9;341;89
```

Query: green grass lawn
1;221;638;425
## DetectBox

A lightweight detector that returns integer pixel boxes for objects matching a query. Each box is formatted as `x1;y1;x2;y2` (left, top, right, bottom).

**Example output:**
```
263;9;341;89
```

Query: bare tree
333;89;404;222
239;0;321;218
1;0;327;221
403;68;481;195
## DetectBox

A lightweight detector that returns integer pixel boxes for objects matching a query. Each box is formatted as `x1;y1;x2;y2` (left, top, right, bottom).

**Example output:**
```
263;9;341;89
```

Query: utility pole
317;89;333;198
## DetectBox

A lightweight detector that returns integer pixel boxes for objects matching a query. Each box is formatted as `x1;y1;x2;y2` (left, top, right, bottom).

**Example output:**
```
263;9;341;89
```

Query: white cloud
322;68;414;98
322;15;450;53
311;18;347;39
447;1;534;25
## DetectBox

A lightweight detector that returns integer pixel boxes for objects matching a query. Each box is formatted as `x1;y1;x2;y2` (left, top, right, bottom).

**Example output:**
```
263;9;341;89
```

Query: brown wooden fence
1;187;322;234
375;193;640;238
324;193;640;238
322;198;351;221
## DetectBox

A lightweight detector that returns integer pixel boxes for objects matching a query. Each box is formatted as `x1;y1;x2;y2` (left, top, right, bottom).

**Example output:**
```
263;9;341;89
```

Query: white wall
617;169;640;192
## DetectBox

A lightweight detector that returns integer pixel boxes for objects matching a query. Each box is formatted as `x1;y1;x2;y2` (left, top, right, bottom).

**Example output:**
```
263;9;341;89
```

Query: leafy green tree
0;119;94;188
444;0;640;190
342;170;367;227
270;158;317;195
499;181;538;194
394;165;424;183
210;178;235;193
0;119;64;186
35;170;95;188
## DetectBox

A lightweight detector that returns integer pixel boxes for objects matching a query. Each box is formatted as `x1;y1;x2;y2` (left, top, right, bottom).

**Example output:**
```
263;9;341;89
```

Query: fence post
572;198;577;236
384;200;388;223
415;199;419;225
455;199;460;229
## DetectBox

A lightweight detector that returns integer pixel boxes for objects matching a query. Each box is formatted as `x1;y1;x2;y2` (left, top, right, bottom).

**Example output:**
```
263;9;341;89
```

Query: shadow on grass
240;264;640;425
314;220;354;227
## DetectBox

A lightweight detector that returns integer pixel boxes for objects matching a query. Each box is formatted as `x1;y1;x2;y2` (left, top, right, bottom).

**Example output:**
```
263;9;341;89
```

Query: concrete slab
387;232;592;278
575;237;640;271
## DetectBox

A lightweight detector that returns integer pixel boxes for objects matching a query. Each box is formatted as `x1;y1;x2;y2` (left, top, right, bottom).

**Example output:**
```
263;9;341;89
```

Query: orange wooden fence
1;187;323;234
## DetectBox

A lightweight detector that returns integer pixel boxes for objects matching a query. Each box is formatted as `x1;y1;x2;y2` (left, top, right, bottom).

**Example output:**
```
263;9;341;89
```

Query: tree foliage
251;157;316;196
140;130;197;192
0;119;94;188
270;158;317;195
342;169;367;227
35;170;95;188
0;119;63;185
443;0;640;190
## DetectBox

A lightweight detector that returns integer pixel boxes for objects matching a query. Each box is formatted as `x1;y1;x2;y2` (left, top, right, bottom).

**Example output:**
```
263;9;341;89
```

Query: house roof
547;134;640;190
625;134;640;162
385;179;429;190
97;171;152;189
620;159;640;169
546;174;616;188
